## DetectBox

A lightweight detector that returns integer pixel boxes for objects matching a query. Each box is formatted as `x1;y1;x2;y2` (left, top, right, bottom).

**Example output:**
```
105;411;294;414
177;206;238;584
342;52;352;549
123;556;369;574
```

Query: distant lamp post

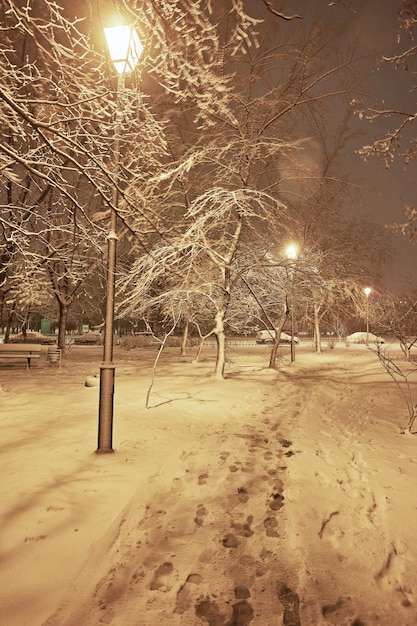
285;244;298;362
97;24;143;454
286;245;298;261
364;287;372;345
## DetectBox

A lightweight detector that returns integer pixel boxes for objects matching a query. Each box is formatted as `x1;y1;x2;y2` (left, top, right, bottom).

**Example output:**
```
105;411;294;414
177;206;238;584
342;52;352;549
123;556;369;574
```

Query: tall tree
0;0;259;345
116;6;377;375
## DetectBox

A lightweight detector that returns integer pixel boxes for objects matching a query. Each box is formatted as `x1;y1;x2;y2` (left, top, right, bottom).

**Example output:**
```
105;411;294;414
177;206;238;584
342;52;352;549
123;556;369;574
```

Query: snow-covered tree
0;0;261;346
118;187;289;378
0;0;379;371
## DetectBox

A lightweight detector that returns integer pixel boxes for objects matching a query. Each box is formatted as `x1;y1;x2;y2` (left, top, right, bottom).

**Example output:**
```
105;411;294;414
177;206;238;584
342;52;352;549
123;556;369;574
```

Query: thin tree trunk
214;309;226;379
400;339;411;362
314;305;322;353
22;308;31;338
181;320;189;356
57;300;69;351
192;324;212;363
193;337;205;363
4;301;16;342
269;319;286;368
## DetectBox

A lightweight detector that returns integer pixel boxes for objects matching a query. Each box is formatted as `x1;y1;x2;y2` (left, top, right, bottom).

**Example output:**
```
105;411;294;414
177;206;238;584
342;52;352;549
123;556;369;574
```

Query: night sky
255;0;417;289
331;0;417;290
95;0;416;289
248;0;417;290
75;1;417;289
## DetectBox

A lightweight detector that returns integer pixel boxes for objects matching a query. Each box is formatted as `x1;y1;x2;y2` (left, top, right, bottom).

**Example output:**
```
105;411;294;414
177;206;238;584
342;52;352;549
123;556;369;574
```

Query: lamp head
364;287;372;297
104;24;143;75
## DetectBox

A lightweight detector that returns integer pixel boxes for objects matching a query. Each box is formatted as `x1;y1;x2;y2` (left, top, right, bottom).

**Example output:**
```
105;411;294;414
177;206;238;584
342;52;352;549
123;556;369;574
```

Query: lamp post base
96;363;116;453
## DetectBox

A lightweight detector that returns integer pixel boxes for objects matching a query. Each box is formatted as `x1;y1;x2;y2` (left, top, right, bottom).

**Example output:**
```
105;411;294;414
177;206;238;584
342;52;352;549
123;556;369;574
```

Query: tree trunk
4;302;16;343
193;337;205;363
399;339;411;362
22;308;31;338
213;309;226;379
57;300;69;351
314;305;322;353
181;320;189;356
269;319;286;368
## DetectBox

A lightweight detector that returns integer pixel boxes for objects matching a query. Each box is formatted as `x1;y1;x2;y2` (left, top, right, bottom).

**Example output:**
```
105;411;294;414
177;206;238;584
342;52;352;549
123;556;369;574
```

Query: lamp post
97;24;143;453
364;287;372;345
285;244;298;363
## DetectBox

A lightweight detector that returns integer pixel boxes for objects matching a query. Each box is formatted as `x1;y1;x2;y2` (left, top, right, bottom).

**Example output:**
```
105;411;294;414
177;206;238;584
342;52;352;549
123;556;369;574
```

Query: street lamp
97;24;143;454
285;244;298;362
364;287;372;345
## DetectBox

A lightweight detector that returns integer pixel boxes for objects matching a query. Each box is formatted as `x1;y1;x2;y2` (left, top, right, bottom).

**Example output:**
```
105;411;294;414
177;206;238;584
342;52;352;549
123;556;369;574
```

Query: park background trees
0;0;404;375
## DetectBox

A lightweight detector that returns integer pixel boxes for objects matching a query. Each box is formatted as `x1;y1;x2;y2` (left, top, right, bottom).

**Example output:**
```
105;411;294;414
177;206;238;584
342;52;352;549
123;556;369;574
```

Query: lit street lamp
97;24;143;454
364;286;372;345
285;244;298;363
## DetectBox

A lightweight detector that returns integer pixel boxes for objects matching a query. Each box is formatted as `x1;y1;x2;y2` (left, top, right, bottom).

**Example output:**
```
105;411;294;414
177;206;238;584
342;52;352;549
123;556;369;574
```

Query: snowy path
285;352;417;626
44;368;304;626
1;347;416;625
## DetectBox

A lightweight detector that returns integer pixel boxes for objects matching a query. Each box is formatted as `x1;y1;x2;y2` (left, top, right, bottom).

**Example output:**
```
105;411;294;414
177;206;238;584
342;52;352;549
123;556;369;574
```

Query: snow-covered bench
0;343;42;369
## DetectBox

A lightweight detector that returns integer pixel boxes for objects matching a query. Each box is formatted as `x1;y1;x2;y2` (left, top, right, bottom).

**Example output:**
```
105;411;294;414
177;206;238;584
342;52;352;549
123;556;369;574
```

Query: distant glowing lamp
285;244;298;261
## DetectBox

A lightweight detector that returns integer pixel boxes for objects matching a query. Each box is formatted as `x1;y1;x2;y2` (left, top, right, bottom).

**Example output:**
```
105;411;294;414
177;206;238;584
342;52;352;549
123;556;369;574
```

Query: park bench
0;343;42;369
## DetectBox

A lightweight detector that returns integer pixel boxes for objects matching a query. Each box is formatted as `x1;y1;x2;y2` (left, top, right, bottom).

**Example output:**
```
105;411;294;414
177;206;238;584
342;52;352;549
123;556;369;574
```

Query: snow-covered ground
0;342;416;626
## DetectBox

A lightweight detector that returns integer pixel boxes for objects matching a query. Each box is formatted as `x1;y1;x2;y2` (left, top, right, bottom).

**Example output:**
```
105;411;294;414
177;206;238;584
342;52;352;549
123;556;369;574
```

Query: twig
145;310;180;409
261;1;301;20
372;345;417;433
318;510;339;538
